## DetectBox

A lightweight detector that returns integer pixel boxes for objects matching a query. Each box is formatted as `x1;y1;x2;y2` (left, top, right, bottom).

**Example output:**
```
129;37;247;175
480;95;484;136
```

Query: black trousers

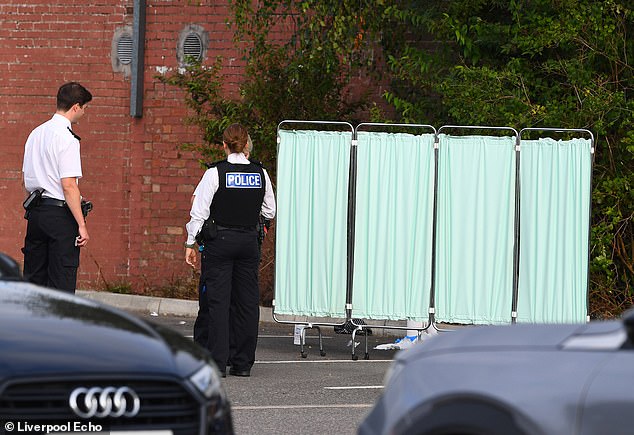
22;205;80;293
193;229;260;373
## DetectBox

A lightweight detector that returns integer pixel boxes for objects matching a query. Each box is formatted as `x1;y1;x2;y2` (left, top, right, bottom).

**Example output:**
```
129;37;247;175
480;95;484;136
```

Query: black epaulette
205;159;227;169
67;127;81;141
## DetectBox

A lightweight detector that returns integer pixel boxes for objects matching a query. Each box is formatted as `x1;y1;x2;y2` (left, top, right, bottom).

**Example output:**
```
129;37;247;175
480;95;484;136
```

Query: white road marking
324;386;384;390
232;404;373;410
254;359;390;364
185;334;330;339
259;335;333;339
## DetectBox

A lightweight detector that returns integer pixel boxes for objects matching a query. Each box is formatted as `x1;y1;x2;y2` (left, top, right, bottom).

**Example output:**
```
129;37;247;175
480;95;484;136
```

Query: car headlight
190;364;224;399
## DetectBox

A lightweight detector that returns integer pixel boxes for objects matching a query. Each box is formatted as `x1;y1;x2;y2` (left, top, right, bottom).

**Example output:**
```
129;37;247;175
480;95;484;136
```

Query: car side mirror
0;253;22;280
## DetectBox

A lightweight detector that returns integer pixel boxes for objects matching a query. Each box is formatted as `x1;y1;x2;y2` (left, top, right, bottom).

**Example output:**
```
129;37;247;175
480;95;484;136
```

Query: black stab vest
209;160;266;228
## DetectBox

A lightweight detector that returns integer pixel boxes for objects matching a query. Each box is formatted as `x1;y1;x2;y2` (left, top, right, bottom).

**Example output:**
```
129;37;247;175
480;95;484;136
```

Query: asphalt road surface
136;312;400;435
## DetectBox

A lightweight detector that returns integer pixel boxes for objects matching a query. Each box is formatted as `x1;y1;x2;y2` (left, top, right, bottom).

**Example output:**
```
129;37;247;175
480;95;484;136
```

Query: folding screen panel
351;131;435;321
273;121;593;329
434;134;517;324
516;137;592;323
274;128;352;317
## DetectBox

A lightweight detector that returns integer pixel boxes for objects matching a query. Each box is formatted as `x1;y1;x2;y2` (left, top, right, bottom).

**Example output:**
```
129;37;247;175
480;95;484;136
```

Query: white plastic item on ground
374;335;418;350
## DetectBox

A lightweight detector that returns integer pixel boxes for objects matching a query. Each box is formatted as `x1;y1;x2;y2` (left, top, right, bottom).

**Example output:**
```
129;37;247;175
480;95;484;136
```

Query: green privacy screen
516;138;592;323
434;135;517;324
274;125;592;325
351;132;435;321
274;129;351;317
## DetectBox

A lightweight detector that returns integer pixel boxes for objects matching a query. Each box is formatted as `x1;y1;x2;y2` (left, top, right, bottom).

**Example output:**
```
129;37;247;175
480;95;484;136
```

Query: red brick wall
0;1;248;292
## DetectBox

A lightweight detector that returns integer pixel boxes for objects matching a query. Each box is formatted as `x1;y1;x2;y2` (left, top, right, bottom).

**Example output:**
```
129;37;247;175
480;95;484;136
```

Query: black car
0;253;232;434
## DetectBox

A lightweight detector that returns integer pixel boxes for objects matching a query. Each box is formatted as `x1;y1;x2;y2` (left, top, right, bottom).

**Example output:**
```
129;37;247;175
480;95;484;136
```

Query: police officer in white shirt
185;123;276;377
22;82;92;293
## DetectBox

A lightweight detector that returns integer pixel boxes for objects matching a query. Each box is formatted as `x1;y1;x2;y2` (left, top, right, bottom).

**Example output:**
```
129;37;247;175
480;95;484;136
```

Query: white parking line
324;386;383;390
185;335;331;339
232;404;373;410
258;335;333;339
255;360;390;364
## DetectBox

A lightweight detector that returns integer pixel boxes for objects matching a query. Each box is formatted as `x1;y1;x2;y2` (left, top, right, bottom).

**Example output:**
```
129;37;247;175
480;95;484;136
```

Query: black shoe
219;370;226;378
229;368;251;377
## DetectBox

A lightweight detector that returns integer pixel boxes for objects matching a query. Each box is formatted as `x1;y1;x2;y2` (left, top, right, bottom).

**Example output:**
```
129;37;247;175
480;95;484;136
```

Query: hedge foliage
161;0;633;318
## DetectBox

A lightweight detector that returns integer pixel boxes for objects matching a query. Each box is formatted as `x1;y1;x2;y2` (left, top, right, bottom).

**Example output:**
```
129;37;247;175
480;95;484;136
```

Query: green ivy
385;0;634;317
161;0;634;318
159;0;388;175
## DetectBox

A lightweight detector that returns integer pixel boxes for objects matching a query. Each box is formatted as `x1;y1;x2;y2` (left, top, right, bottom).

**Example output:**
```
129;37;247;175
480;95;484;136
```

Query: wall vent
117;34;134;65
177;25;208;66
111;26;134;76
183;33;203;61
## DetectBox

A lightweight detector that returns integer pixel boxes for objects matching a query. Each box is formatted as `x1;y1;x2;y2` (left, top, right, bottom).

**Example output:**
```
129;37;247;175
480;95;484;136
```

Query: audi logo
69;386;141;418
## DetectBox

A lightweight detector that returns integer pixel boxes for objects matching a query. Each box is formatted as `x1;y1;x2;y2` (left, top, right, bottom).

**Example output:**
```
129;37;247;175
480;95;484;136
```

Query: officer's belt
216;224;256;232
40;198;67;208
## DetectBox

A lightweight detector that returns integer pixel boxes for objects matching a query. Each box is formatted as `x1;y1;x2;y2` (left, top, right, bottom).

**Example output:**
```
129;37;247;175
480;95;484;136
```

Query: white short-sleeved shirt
22;113;82;200
186;153;276;245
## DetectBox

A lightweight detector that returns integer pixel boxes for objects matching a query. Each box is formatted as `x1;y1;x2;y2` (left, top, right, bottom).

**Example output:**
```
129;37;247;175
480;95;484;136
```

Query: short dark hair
56;82;92;112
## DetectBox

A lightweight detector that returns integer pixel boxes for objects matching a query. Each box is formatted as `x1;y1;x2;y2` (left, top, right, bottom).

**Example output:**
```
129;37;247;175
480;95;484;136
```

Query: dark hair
223;123;248;153
56;82;92;112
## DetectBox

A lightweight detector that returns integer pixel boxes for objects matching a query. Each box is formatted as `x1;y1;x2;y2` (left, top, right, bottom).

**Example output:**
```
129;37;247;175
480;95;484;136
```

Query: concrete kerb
78;290;272;323
77;290;412;337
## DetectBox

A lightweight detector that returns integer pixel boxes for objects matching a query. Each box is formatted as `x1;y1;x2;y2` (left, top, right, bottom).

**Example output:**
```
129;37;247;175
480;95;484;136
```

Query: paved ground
135;312;403;435
77;290;444;434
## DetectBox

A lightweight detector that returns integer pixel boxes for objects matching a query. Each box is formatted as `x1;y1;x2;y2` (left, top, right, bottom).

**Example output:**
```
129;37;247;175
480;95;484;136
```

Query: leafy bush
384;0;634;317
162;0;634;317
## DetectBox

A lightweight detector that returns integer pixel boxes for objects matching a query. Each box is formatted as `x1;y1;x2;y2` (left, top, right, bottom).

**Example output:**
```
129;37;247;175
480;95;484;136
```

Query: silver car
359;313;634;435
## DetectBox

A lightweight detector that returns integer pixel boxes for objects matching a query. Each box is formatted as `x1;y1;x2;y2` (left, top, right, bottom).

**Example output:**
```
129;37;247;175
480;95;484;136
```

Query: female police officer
185;123;275;377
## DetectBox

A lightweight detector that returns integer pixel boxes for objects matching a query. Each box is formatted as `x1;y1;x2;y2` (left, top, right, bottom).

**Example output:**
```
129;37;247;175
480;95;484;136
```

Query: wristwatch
185;242;196;249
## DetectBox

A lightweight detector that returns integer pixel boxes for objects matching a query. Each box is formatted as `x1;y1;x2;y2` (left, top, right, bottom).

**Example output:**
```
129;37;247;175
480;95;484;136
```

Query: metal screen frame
434;125;519;327
517;127;595;323
349;123;437;358
272;121;594;360
272;120;355;358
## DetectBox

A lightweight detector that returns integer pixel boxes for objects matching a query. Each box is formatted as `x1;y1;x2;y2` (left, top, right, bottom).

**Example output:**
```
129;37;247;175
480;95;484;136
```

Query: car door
578;351;634;435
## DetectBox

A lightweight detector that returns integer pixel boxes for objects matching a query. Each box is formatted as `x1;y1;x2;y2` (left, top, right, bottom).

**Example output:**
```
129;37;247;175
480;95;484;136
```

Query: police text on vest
226;173;262;188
